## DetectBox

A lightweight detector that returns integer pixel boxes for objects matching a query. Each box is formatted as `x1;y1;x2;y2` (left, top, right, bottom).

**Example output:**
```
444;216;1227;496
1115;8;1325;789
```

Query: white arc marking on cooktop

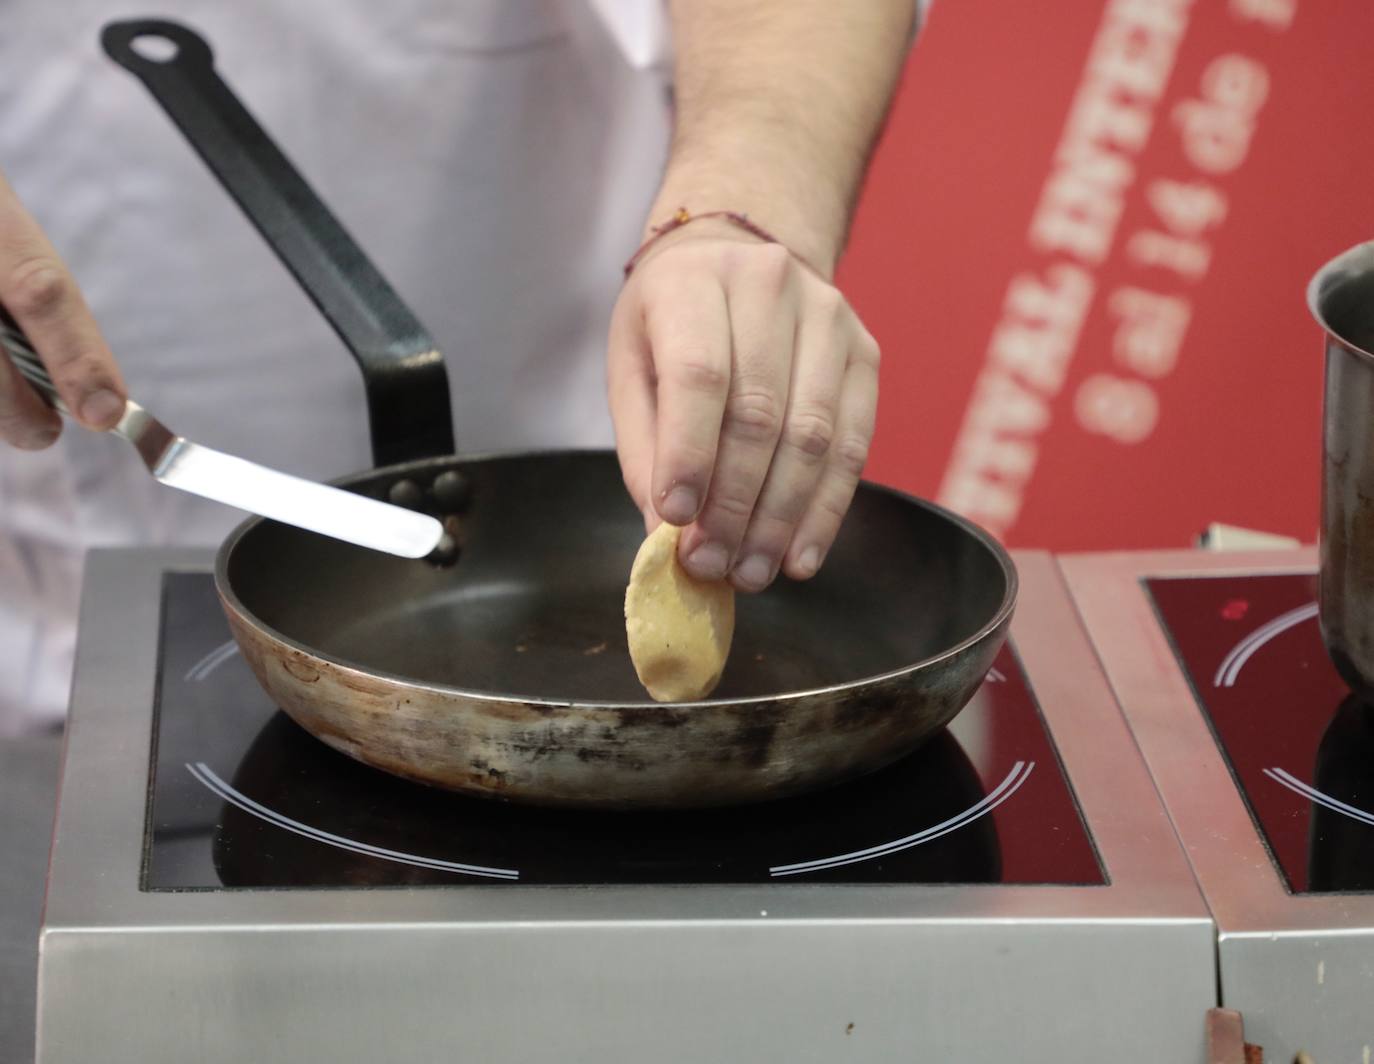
1265;767;1374;829
768;761;1034;877
1214;602;1319;688
986;667;1006;684
186;762;520;880
185;640;240;683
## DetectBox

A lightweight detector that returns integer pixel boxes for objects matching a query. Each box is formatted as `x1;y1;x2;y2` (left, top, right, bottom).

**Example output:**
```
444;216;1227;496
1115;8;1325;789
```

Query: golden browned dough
624;522;735;702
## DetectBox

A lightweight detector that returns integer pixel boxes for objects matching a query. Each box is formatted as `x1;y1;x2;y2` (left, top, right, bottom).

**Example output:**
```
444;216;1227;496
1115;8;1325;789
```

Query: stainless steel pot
1309;240;1374;696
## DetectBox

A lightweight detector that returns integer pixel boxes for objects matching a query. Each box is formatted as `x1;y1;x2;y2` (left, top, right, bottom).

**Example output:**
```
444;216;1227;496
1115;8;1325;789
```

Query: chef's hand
608;220;880;592
0;169;126;449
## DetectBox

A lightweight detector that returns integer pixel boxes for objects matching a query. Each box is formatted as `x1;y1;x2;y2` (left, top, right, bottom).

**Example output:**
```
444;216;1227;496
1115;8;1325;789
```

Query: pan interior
222;453;1011;701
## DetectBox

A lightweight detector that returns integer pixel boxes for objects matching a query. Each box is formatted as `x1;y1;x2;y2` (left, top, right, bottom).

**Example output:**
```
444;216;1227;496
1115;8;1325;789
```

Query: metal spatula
1;319;445;560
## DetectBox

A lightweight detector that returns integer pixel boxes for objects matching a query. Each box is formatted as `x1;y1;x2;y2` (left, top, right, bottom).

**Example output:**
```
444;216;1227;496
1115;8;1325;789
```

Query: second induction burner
1148;572;1374;894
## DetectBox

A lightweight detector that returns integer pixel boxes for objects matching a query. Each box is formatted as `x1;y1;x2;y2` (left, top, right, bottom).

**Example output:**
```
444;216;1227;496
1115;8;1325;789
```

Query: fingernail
685;542;730;581
795;545;822;578
660;485;699;525
79;389;125;427
733;554;773;590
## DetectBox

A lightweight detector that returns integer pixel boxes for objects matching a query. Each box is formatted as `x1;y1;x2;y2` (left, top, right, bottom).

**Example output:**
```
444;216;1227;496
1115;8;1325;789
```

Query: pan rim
214;447;1018;710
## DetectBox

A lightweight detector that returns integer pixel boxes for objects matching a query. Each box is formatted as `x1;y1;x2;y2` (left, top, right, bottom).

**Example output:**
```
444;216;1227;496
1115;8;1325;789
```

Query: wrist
626;208;827;281
642;156;846;278
635;199;840;281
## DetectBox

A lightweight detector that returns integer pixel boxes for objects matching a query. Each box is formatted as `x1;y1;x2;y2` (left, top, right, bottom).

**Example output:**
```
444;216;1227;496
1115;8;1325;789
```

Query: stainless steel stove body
37;549;1214;1064
1063;549;1374;1064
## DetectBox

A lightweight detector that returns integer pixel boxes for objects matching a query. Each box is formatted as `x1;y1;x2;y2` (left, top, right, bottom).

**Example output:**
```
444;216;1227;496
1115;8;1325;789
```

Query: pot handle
101;19;455;468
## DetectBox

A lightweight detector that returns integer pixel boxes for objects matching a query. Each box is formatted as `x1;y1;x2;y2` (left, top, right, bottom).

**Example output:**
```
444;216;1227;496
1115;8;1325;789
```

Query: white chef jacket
0;0;673;734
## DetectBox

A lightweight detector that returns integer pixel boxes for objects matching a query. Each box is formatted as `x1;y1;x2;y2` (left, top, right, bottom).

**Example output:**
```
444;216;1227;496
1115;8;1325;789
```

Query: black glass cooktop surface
143;573;1103;890
1148;572;1374;894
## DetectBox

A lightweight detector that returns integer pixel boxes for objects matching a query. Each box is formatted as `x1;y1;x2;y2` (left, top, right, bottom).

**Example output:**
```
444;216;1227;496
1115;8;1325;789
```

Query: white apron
0;0;671;734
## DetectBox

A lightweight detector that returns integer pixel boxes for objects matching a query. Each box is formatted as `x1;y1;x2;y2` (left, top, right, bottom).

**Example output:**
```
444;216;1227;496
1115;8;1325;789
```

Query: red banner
842;0;1374;549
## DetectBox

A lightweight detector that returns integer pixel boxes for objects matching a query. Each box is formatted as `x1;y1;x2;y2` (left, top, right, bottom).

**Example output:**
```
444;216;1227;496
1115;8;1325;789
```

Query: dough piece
625;522;735;702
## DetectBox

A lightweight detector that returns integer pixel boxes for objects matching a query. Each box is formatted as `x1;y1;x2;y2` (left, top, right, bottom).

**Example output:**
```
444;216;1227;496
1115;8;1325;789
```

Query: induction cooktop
38;549;1214;1064
144;573;1102;890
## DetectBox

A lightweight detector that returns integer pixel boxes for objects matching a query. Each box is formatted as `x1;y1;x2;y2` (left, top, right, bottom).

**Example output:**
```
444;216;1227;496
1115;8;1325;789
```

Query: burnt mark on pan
469;757;509;787
571;746;648;771
733;718;780;768
509;737;566;763
827;687;895;732
725;702;788;768
281;656;321;684
476;700;542;724
611;705;695;730
333;670;398;699
474;698;576;725
503;719;600;763
592;723;633;749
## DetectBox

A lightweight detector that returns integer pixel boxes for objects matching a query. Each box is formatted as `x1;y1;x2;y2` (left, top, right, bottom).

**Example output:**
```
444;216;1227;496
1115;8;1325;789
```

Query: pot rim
1308;239;1374;361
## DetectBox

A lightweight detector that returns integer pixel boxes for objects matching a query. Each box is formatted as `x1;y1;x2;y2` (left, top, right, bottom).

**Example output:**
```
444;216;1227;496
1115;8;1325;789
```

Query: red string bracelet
622;207;820;278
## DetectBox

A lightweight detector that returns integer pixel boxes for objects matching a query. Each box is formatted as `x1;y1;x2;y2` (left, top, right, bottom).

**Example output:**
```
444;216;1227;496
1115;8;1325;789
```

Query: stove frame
37;548;1214;1063
1062;548;1374;1064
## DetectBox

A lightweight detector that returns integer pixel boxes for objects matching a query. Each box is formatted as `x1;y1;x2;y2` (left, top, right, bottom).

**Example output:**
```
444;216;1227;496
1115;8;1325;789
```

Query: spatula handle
0;307;64;409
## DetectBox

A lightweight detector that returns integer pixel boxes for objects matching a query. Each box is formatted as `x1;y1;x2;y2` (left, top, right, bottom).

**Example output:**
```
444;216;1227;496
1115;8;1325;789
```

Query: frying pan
101;19;1016;809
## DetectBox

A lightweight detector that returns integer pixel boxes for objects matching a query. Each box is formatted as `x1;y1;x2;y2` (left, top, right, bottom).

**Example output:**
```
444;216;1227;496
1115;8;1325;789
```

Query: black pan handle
101;18;455;468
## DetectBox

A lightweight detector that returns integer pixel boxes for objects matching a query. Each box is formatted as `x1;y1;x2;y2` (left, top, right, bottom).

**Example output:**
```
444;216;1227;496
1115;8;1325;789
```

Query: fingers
727;289;849;590
0;169;125;436
643;272;732;527
782;331;879;582
0;349;61;449
610;231;878;592
675;243;798;582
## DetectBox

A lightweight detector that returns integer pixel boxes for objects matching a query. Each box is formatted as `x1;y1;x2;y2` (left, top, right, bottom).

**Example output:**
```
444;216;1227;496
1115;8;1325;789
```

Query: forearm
650;0;918;278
